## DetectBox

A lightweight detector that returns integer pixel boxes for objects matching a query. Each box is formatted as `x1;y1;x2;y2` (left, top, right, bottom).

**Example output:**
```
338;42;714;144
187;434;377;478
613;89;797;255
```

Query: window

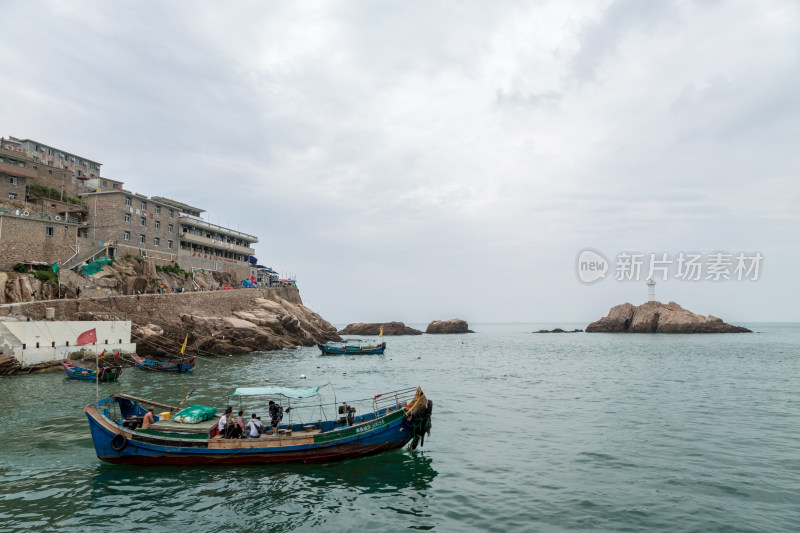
123;231;130;241
139;234;146;244
140;216;146;226
8;193;17;199
155;206;161;214
9;177;17;185
48;170;52;175
102;180;107;188
167;240;173;249
124;213;130;222
125;197;132;206
154;237;160;247
45;226;54;237
169;209;174;218
113;183;118;189
141;201;146;210
154;220;160;229
168;224;173;233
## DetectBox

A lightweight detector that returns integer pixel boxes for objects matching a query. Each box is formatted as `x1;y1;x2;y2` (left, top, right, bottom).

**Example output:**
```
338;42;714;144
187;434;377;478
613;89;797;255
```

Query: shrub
12;263;29;273
33;270;57;283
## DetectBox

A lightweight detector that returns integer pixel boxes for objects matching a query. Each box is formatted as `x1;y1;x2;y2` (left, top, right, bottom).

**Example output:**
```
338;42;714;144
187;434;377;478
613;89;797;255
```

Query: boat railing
371;387;418;414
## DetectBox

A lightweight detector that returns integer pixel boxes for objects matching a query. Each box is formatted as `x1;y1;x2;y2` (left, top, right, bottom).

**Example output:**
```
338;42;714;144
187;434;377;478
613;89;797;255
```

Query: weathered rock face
338;321;423;336
586;301;751;333
426;319;474;334
119;294;342;357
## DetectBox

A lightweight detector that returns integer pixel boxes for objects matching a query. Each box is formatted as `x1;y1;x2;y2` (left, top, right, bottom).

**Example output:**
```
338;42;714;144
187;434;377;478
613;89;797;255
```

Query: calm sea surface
1;323;798;532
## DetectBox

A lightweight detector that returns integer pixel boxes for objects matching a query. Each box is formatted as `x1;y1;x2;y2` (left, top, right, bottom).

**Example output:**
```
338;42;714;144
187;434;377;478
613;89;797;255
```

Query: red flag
98;349;105;359
77;328;97;346
113;351;120;358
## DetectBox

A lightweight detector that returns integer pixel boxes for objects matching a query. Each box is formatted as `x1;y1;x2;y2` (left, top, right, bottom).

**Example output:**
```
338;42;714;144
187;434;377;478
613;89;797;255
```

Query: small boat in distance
131;334;195;372
61;360;122;382
131;354;196;373
318;339;387;355
84;385;432;465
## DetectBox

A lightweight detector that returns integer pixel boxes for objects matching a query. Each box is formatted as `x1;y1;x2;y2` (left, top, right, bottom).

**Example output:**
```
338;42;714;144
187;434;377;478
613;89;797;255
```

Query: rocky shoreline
586;301;751;333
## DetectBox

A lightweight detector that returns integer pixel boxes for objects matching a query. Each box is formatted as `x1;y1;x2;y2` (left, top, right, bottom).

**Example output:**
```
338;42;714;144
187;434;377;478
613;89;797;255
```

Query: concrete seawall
0;286;304;322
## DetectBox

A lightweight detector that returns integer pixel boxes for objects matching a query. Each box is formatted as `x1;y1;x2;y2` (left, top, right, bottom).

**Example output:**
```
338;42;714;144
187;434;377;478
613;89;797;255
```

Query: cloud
1;0;798;322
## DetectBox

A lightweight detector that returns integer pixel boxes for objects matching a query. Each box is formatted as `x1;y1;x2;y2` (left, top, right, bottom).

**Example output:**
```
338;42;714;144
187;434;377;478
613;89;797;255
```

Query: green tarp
171;404;217;424
82;257;114;276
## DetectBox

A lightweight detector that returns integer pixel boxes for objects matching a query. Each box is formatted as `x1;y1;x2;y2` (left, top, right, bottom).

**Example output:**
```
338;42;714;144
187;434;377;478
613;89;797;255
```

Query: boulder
0;352;21;375
338;321;423;336
586;301;751;333
426;319;474;334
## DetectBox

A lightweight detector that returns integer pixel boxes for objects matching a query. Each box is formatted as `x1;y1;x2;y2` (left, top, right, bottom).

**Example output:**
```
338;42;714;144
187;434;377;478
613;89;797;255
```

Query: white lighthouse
646;277;656;302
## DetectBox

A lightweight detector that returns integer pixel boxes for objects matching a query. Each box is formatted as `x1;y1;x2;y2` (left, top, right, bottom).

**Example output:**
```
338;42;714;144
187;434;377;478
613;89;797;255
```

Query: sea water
0;323;798;532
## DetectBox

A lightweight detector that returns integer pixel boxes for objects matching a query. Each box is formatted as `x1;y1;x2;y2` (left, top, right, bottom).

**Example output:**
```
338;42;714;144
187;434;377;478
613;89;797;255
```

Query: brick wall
0;215;77;270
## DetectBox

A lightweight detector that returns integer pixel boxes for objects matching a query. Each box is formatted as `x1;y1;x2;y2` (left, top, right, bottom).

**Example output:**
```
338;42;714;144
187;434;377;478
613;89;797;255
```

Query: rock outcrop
338;321;423;336
535;328;583;333
426;318;474;334
586;301;751;333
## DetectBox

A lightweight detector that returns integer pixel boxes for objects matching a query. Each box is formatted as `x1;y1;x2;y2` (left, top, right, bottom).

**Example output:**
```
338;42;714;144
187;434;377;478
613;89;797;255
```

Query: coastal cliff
586;301;751;333
0;260;342;373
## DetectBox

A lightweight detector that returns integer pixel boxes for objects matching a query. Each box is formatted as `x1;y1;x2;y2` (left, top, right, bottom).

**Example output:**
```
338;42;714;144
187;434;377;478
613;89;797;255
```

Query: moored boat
62;360;122;382
84;385;432;465
318;339;387;355
131;354;196;373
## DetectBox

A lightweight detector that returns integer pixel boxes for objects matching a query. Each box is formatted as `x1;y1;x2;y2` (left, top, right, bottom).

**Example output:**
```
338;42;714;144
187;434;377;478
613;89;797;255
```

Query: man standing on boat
269;401;290;435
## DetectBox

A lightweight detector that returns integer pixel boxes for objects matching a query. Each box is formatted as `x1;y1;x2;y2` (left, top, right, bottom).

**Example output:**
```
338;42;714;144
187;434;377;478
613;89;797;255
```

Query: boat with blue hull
131;354;195;373
62;360;122;382
84;385;432;465
318;340;387;355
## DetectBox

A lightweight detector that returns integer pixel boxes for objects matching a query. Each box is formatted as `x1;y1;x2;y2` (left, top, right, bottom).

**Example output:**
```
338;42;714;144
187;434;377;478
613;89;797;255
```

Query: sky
2;0;798;324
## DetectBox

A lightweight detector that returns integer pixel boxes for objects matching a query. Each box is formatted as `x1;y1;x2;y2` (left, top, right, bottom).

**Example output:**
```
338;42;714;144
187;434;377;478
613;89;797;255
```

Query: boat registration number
355;419;386;435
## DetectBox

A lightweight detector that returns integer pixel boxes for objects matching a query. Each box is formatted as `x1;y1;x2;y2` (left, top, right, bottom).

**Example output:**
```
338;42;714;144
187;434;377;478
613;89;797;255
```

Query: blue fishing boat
61;360;122;382
131;354;195;373
83;385;432;465
318;340;387;355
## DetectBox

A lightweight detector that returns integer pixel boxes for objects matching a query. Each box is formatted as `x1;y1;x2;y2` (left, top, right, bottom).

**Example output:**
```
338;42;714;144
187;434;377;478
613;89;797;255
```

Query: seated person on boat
140;408;155;430
246;413;263;438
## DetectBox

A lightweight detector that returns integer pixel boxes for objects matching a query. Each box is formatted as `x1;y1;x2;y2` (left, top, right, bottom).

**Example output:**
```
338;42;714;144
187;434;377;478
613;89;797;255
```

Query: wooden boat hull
62;360;122;382
318;342;387;355
131;354;195;373
84;389;431;465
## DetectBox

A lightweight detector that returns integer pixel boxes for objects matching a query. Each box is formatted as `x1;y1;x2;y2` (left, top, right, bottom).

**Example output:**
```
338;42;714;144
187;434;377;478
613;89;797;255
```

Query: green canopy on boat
231;385;326;398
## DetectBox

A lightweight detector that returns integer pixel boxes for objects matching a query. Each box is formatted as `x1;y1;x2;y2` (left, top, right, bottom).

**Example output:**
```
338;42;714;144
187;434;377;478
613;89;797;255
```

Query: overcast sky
2;1;798;324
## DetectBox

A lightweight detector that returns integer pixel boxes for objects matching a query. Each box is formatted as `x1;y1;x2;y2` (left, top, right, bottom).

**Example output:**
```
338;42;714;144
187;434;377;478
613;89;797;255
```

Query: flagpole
96;348;99;404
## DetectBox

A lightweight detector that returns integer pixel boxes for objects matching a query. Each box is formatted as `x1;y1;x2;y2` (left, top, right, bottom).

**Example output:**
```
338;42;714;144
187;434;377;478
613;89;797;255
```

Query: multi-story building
0;136;260;280
8;136;102;179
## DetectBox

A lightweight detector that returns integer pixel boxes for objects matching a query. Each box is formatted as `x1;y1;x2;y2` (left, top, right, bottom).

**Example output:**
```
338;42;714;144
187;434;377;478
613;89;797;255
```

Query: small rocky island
586;301;751;333
338;321;423;336
426;319;473;334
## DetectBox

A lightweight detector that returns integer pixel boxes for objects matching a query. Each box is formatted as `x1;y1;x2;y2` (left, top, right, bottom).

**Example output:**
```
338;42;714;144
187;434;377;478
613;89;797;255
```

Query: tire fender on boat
110;433;128;452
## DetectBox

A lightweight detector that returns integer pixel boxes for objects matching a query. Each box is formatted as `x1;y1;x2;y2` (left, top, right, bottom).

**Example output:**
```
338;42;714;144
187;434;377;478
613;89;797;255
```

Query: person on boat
218;407;232;437
235;410;246;437
268;401;290;435
141;408;155;430
246;413;263;438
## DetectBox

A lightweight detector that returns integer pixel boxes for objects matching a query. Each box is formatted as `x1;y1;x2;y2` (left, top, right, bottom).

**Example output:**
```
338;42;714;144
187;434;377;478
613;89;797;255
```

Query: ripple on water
0;324;799;531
